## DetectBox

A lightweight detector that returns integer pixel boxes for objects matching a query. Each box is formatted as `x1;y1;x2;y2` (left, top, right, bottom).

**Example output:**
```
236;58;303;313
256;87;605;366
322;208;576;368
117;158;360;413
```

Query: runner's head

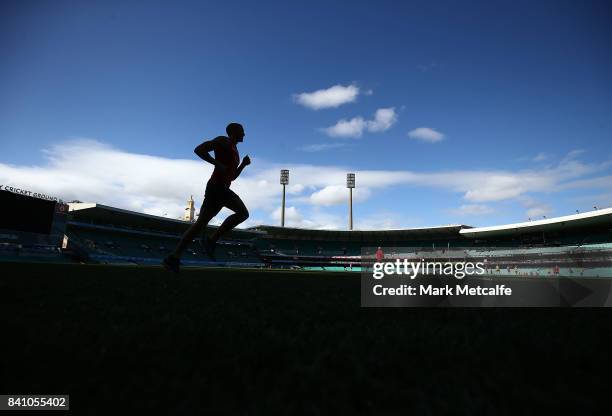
226;123;245;143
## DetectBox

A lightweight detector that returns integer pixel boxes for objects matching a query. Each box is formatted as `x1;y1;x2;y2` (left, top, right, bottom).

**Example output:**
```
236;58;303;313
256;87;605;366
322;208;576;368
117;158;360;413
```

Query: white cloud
407;127;445;143
356;211;413;230
269;206;343;230
287;184;305;194
533;152;548;162
1;142;610;229
322;107;397;138
309;185;349;205
0;139;285;222
1;139;210;219
526;206;552;218
520;196;553;219
298;142;346;152
293;84;360;110
309;185;371;206
561;175;612;191
561;149;585;163
322;117;367;138
366;107;397;132
449;204;494;216
569;192;612;210
462;175;525;202
271;206;302;222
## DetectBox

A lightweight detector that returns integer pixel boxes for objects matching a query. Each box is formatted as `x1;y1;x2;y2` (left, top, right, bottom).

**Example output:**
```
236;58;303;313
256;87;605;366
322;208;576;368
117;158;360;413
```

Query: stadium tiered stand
248;209;612;276
65;203;264;266
1;189;611;277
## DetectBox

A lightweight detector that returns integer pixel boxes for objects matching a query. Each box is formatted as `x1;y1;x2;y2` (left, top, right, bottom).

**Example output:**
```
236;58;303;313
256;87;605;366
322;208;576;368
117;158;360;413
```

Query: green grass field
0;261;609;414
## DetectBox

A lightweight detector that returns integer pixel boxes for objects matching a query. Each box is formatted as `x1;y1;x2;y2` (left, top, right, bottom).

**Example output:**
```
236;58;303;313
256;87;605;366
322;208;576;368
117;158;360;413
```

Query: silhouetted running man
163;122;250;273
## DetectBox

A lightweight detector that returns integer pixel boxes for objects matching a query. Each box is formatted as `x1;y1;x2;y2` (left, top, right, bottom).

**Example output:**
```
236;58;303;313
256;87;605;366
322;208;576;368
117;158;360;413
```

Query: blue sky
1;0;611;229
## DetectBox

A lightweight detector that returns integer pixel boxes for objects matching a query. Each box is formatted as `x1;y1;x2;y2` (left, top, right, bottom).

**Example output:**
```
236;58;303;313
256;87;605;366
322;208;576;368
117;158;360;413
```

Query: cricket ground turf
1;262;609;414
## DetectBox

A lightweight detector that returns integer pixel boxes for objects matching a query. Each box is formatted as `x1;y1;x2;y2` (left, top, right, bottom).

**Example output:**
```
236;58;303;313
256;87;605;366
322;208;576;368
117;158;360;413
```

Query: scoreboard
0;190;68;247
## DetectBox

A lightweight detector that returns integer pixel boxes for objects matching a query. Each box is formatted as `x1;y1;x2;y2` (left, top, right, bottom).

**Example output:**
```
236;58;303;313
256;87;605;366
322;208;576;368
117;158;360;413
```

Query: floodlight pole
282;186;286;227
349;188;353;230
280;169;289;227
347;173;355;231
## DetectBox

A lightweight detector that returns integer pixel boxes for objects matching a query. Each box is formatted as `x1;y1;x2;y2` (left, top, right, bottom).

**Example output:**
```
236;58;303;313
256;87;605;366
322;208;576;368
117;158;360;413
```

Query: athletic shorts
203;180;241;211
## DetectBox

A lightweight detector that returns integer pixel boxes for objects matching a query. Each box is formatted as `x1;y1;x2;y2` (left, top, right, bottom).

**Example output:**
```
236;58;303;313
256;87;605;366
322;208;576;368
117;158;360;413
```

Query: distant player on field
163;122;250;273
375;246;384;262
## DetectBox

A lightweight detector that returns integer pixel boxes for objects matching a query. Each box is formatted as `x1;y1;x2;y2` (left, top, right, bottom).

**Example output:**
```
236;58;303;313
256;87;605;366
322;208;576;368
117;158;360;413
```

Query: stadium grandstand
65;203;264;267
1;189;611;277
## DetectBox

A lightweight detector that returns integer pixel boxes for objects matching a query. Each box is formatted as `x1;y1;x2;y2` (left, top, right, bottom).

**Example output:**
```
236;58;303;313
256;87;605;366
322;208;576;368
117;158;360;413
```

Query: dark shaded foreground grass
0;261;609;414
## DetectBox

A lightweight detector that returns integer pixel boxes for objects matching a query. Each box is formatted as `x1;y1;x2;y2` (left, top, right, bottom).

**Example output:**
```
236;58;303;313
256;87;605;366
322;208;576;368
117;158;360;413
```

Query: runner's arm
194;138;226;170
233;155;251;180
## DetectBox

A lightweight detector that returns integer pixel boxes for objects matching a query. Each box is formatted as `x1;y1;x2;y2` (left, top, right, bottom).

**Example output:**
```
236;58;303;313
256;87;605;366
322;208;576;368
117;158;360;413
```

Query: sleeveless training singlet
209;136;240;187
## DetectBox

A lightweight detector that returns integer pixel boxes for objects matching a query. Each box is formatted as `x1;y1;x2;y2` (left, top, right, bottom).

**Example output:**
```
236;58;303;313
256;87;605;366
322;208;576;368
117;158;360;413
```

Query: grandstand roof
67;203;612;242
248;224;471;241
69;203;186;224
460;207;612;238
68;203;264;239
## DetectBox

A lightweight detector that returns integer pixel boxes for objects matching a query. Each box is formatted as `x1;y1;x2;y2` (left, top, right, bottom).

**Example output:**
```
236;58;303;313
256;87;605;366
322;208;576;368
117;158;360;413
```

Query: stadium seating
64;221;262;266
3;199;610;277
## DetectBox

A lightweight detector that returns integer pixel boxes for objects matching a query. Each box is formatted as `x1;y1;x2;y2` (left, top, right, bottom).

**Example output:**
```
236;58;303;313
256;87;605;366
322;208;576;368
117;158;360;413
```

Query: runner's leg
210;190;249;242
172;198;222;258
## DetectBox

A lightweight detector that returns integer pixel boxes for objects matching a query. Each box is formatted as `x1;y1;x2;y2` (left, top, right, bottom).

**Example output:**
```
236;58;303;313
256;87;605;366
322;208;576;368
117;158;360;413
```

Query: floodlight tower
347;173;355;230
280;169;289;227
